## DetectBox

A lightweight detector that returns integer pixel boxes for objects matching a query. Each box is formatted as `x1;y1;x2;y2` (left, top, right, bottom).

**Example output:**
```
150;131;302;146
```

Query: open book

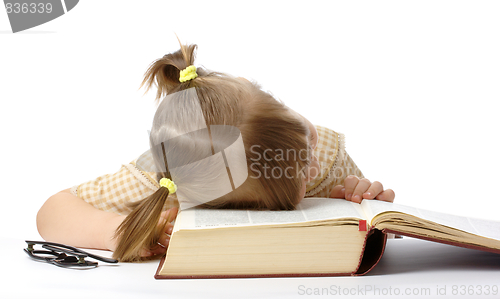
155;198;500;279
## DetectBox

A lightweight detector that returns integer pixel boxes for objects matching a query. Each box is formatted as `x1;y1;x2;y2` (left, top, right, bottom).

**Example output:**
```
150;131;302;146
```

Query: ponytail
112;186;171;262
115;41;201;262
140;43;200;104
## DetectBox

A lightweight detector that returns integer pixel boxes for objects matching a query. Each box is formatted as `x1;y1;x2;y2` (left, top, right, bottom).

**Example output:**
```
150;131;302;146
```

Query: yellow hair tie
179;65;198;83
159;178;177;194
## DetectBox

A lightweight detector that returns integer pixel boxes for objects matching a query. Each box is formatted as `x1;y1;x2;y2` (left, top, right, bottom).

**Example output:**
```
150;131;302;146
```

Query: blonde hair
113;43;310;262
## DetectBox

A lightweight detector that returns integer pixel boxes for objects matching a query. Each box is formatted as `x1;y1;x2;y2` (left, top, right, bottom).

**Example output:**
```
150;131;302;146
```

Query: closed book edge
154;228;387;279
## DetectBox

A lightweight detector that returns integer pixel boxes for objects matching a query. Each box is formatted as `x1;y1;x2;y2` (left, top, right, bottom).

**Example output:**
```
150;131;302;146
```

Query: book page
361;200;424;223
299;198;367;221
362;199;500;241
177;198;366;230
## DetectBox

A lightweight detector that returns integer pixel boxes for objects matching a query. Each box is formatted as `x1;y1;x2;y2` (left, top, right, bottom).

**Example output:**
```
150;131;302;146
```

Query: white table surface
3;237;500;299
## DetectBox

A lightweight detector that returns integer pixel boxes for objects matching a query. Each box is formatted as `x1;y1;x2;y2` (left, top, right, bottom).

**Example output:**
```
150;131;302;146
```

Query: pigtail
140;43;198;104
116;42;200;262
112;185;171;262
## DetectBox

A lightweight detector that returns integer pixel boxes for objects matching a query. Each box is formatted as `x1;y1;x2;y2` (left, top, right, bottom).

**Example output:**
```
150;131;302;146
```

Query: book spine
353;228;388;276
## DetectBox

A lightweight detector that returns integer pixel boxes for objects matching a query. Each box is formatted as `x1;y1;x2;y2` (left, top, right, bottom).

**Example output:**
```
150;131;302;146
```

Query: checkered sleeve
305;126;364;198
334;151;365;185
70;160;179;215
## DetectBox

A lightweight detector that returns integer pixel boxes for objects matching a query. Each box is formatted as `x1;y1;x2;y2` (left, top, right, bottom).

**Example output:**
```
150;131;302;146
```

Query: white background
1;1;499;243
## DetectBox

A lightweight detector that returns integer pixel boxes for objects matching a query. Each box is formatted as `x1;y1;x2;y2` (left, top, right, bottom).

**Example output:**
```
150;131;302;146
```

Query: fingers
344;175;359;201
159;228;171;244
139;241;167;258
350;178;371;203
344;176;394;204
345;176;371;203
139;208;178;259
160;207;179;223
329;185;345;198
149;241;168;256
363;181;383;200
376;189;395;202
139;227;173;258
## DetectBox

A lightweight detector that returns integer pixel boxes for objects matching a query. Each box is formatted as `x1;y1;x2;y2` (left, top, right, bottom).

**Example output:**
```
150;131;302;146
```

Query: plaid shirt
71;126;363;214
304;126;364;198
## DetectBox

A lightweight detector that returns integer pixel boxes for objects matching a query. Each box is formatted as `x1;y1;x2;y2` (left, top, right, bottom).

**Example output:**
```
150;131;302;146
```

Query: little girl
36;43;395;262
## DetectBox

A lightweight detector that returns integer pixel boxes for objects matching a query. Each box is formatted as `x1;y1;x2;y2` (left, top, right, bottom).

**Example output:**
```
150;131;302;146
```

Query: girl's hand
138;207;178;258
329;175;395;203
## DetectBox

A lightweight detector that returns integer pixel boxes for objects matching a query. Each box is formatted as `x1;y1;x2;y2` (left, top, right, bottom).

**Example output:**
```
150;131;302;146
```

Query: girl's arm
36;189;125;251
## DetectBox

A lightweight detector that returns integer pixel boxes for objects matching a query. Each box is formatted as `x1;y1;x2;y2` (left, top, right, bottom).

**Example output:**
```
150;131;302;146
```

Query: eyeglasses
24;240;118;269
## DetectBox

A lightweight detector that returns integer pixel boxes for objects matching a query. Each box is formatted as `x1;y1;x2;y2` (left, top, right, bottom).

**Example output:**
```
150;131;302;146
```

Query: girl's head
113;43;319;261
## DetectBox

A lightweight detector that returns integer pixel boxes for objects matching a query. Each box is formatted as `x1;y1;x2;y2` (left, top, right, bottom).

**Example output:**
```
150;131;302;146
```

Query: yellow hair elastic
159;178;177;194
179;65;198;83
